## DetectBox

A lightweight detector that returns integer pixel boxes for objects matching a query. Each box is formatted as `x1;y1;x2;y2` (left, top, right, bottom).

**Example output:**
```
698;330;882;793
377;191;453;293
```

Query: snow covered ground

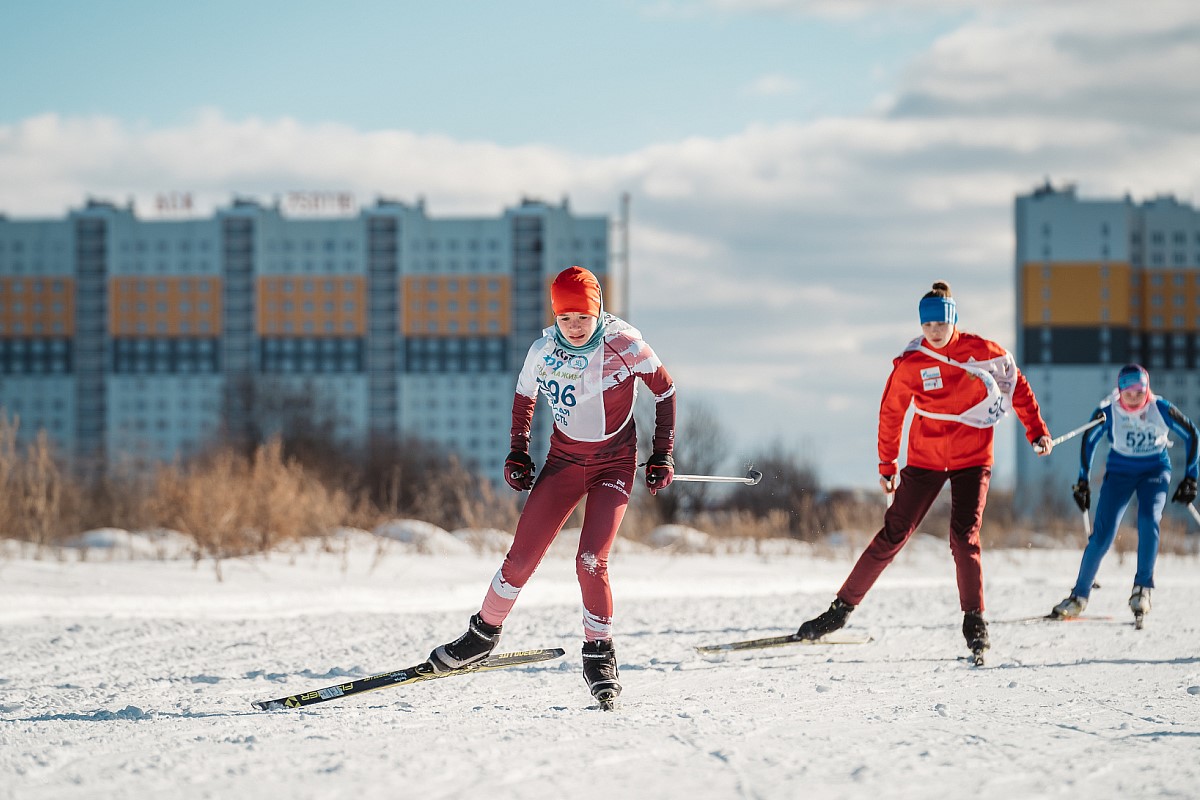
2;526;1199;800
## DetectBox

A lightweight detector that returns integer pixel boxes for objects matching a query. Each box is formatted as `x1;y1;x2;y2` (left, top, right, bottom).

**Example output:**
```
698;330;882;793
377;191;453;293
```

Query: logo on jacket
921;366;943;391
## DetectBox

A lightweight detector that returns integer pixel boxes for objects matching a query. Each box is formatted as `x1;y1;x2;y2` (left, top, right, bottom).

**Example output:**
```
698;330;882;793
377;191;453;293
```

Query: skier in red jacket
424;266;676;707
795;281;1053;662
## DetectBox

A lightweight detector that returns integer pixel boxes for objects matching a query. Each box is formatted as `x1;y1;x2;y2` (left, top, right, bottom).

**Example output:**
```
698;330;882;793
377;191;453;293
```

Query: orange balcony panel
0;277;76;337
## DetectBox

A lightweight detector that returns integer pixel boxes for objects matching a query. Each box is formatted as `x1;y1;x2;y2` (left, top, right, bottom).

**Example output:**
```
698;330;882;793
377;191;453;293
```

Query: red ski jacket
878;330;1048;476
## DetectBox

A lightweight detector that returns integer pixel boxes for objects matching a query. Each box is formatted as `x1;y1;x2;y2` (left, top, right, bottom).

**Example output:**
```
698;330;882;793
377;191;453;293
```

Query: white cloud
744;73;801;97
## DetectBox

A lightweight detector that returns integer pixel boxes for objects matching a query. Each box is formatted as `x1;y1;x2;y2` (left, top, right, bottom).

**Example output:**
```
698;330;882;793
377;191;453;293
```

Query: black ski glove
645;452;675;495
1171;476;1197;505
504;450;534;492
1071;479;1090;513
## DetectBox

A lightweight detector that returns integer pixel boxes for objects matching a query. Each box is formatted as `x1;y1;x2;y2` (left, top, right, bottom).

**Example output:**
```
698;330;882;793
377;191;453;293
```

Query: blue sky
2;1;957;151
3;0;1200;489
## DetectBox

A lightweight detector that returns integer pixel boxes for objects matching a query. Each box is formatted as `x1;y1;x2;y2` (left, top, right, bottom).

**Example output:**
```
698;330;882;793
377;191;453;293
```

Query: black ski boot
582;639;621;710
797;598;855;640
963;611;989;666
428;613;502;673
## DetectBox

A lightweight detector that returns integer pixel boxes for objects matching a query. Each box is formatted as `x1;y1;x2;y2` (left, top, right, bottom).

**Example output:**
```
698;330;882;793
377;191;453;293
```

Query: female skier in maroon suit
425;266;677;706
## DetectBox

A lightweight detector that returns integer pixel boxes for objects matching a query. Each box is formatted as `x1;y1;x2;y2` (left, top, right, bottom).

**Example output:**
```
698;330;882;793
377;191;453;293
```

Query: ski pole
1038;414;1106;453
1082;508;1091;537
1187;502;1200;529
672;469;763;486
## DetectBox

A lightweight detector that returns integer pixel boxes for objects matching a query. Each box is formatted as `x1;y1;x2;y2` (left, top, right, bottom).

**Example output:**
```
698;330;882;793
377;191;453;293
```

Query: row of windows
261;320;359;334
262;279;359;293
0;416;68;433
112;338;220;374
263;260;363;273
410;300;502;313
0;240;70;254
262;338;361;356
404;337;507;373
1;396;68;412
0;302;69;315
115;338;217;355
115;280;216;294
118;302;214;313
1024;327;1200;365
1040;227;1200;246
264;301;358;313
407;259;508;273
410;279;504;293
1142;253;1200;267
0;281;69;294
411;239;503;253
406;337;506;356
410;320;505;334
0;322;69;334
267;239;357;254
1131;316;1200;328
1132;231;1200;246
120;240;215;254
1;235;604;255
115;261;219;274
1144;272;1200;287
116;321;216;335
0;341;73;374
260;338;364;373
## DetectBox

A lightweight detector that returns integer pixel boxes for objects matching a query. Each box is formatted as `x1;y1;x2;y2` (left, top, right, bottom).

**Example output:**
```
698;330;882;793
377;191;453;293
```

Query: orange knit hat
550;266;602;316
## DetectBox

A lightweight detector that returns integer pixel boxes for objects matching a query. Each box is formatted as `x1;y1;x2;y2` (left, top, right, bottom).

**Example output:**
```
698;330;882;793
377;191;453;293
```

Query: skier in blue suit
1050;364;1198;625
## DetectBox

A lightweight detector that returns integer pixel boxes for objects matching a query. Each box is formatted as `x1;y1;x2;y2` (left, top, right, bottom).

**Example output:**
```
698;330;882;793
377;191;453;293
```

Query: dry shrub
0;419;79;547
145;438;350;576
405;455;521;533
0;416;19;538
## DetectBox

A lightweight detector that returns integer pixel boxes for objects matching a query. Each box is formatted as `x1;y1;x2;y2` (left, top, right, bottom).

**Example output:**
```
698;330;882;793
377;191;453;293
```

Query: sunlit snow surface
2;529;1199;800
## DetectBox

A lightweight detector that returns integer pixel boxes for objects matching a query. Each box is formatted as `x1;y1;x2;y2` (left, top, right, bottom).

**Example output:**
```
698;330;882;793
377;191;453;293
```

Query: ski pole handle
1082;508;1091;537
671;470;763;486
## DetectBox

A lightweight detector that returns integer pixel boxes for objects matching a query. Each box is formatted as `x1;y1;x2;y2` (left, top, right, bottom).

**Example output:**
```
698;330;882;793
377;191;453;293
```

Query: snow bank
60;527;195;560
450;527;514;554
372;518;472;556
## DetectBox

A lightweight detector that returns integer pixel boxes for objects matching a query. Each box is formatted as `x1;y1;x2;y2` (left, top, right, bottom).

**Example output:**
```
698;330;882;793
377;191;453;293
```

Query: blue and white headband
919;296;957;325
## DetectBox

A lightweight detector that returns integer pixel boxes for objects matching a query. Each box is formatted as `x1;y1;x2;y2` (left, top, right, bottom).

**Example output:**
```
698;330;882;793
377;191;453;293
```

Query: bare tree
643;399;731;522
721;443;823;539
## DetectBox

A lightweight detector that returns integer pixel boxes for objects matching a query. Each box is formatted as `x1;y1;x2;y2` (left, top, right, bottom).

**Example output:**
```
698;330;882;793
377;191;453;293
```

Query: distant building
0;195;615;477
1014;182;1200;514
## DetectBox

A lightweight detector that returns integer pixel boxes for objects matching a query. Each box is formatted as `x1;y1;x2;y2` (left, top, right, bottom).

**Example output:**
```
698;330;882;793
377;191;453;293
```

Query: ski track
1;541;1199;800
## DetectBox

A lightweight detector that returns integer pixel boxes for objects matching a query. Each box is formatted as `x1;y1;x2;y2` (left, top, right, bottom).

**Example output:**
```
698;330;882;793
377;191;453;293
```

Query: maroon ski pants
837;465;992;612
480;452;635;640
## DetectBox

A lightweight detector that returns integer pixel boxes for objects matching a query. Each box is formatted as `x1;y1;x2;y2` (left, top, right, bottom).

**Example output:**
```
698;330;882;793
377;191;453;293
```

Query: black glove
1172;476;1197;505
1071;479;1090;513
504;450;534;492
645;452;675;495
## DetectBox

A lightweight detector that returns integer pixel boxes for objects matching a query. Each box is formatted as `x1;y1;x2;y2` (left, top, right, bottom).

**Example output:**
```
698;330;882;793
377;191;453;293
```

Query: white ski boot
1129;585;1151;630
1049;593;1087;620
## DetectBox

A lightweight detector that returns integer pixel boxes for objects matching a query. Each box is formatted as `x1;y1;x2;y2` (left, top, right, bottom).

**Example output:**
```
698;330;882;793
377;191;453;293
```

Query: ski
995;614;1116;625
695;632;873;653
253;647;566;710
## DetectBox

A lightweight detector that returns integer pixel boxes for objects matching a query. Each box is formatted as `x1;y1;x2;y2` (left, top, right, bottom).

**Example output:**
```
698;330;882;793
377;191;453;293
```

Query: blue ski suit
1071;392;1199;598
